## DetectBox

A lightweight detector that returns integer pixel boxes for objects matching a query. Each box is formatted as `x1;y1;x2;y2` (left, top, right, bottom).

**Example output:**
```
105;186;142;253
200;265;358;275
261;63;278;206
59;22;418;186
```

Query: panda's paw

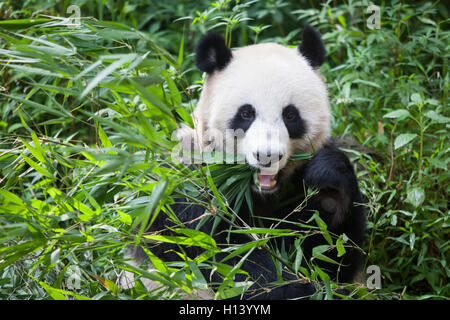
304;147;356;189
303;147;358;226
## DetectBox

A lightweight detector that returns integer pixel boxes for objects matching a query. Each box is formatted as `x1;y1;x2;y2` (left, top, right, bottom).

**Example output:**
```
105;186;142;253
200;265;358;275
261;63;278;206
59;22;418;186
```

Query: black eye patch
228;104;256;132
282;104;307;139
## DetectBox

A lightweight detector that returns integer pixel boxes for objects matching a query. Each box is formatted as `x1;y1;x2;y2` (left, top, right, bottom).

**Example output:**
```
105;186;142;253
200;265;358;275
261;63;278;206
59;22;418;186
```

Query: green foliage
0;0;448;300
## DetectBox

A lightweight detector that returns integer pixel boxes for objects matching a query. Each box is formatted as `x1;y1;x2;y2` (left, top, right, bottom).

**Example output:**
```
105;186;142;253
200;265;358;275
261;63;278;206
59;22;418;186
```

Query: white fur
192;42;331;177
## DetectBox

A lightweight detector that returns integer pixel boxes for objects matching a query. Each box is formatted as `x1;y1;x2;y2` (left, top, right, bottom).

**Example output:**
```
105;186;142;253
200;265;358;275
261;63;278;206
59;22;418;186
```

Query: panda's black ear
298;25;326;68
194;32;233;74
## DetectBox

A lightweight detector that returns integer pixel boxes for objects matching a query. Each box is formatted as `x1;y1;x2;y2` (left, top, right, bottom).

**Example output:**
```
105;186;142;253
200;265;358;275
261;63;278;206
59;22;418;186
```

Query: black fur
140;143;366;299
194;32;233;73
228;104;256;132
282;104;307;139
299;25;326;68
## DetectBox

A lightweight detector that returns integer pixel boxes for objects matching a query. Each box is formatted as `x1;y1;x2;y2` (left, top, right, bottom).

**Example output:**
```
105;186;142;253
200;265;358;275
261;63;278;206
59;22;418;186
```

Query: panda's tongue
257;172;277;188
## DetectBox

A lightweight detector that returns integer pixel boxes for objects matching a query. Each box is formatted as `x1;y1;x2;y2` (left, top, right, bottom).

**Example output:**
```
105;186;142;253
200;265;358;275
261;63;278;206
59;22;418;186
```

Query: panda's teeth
256;172;278;188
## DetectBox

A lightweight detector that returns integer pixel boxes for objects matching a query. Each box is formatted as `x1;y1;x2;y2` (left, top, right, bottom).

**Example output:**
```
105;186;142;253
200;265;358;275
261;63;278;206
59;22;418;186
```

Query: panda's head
192;26;331;194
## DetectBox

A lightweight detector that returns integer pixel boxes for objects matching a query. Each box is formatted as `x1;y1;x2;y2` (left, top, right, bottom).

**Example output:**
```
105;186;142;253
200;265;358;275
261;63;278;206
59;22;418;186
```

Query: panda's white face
193;41;331;193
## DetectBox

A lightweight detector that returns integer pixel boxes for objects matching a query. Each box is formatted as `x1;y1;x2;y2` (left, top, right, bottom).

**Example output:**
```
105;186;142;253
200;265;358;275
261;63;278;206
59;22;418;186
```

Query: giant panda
126;25;366;300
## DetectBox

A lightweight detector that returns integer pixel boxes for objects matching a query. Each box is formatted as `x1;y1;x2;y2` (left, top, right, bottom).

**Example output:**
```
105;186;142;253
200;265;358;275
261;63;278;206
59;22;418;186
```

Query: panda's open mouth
254;171;279;192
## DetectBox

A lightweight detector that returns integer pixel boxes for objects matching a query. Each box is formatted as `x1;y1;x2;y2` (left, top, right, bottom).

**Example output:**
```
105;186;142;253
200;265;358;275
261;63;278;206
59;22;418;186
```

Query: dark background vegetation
0;0;448;299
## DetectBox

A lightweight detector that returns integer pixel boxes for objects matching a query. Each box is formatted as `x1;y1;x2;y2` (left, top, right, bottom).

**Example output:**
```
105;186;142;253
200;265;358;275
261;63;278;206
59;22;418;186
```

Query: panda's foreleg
301;144;366;282
302;144;364;229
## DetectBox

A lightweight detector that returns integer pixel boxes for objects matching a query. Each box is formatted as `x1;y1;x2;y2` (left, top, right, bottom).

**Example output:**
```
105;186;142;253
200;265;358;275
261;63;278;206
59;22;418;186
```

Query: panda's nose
253;151;284;166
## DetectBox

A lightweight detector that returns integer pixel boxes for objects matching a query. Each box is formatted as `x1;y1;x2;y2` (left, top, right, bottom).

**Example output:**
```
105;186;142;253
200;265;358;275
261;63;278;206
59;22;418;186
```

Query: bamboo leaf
312;245;339;265
98;124;112;148
0;93;70;118
37;281;91;300
80;54;136;98
0;18;51;30
0;189;26;206
222;238;269;263
20;153;53;178
131;79;173;117
0;64;66;78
